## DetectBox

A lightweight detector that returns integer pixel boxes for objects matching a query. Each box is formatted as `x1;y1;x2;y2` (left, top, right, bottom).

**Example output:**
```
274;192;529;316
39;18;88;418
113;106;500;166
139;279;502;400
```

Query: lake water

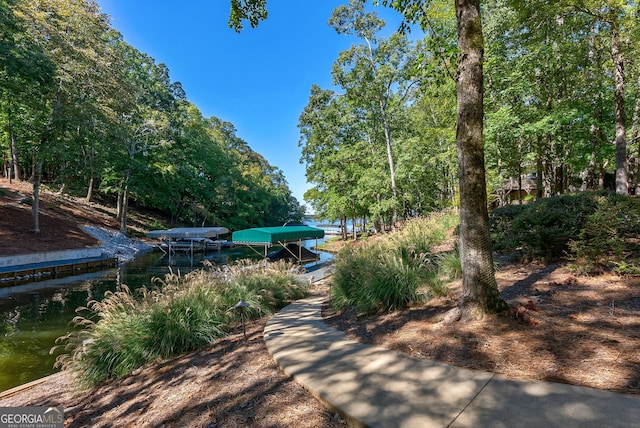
0;238;332;392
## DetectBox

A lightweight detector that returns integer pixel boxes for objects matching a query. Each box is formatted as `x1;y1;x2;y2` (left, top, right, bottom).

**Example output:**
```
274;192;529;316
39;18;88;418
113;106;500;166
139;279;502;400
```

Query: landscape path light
230;299;250;340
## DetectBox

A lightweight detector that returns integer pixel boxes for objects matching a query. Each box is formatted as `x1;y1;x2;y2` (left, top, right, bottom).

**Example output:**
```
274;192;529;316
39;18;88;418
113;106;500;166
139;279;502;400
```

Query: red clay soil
0;178;111;255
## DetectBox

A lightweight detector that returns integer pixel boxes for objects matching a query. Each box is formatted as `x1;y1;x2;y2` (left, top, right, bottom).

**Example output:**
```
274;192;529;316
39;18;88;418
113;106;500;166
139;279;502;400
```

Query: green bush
331;211;458;314
570;198;623;266
612;260;640;276
490;192;640;269
52;261;307;387
570;195;640;272
488;204;528;253
148;220;167;231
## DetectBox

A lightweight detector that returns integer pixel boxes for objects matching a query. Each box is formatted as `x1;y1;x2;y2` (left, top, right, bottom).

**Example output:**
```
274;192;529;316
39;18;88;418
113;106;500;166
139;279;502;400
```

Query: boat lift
231;225;325;265
146;227;230;259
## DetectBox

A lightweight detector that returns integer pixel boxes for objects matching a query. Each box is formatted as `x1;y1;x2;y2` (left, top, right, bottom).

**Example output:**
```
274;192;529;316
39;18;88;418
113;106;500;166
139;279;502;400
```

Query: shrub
53;261;307;387
148;220;167;231
331;211;457;314
490;192;640;268
570;195;640;272
569;197;623;267
612;260;640;276
489;204;528;254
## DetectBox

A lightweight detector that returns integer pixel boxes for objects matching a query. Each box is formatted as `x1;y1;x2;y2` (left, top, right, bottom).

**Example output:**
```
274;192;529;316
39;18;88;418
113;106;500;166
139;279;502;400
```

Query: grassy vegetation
331;192;640;316
330;211;460;314
316;236;349;253
52;261;308;387
489;191;640;273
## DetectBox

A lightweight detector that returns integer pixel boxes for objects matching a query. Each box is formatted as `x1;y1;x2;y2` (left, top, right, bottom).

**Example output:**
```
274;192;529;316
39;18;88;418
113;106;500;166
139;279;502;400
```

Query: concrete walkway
264;295;640;428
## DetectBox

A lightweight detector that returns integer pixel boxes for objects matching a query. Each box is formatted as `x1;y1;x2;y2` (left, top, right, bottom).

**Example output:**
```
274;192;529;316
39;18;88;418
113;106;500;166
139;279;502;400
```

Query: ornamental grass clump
436;250;462;280
52;260;307;387
331;211;458;314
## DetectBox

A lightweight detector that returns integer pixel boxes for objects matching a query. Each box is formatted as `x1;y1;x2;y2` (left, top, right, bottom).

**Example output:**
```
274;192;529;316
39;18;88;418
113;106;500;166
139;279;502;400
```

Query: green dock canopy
232;226;324;245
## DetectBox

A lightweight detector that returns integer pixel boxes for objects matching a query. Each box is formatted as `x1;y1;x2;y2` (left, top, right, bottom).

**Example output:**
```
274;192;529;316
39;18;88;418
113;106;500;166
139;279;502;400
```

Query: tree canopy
4;0;639;311
1;0;304;233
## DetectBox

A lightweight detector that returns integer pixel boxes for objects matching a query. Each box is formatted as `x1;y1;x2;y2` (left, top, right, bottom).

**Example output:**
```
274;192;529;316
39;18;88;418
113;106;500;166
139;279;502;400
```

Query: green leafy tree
485;1;588;198
14;0;115;232
100;43;182;233
299;85;371;236
377;0;509;315
1;0;302;237
229;0;508;315
570;0;635;195
503;0;638;195
330;0;423;227
0;0;55;182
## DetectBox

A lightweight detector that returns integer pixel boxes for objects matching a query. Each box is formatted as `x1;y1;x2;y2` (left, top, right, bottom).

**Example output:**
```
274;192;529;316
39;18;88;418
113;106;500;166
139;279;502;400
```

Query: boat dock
0;249;117;285
232;225;325;264
146;227;231;255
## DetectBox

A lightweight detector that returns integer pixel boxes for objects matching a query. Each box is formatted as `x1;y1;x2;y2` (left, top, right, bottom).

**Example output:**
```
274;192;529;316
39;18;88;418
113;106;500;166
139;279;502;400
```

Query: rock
82;225;153;263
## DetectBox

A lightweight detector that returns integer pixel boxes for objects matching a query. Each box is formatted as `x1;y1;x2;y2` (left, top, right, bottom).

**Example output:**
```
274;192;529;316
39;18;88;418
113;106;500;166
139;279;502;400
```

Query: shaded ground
324;262;640;395
1;178;638;428
0;179;105;255
0;315;345;427
0;178;161;256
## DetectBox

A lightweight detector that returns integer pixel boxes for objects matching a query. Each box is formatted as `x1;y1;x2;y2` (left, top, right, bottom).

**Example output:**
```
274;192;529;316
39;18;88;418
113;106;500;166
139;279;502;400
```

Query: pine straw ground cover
0;292;347;427
324;262;640;395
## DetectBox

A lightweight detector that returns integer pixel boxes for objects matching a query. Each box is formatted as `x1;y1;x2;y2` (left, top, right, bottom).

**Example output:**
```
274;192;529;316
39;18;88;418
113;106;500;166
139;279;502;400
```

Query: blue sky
96;1;405;208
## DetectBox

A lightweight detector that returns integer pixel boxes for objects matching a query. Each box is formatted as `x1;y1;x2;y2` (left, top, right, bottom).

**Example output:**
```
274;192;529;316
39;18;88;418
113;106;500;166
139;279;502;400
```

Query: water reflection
0;239;331;392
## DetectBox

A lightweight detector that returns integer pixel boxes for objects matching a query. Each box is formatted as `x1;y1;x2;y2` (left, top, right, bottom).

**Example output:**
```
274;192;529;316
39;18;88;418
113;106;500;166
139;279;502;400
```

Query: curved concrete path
264;295;640;428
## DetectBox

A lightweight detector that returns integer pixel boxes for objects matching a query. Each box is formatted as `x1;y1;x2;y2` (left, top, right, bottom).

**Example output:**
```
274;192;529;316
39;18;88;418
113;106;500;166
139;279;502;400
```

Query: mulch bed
0;316;346;427
324;263;640;395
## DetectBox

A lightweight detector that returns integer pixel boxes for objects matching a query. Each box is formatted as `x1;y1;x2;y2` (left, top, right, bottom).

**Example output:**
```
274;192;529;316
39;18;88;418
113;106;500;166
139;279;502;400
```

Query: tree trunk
364;34;399;229
629;73;640;194
586;29;602;191
611;23;628;195
10;132;21;182
86;176;95;202
352;214;357;240
517;161;523;205
85;144;95;202
555;163;564;195
31;91;61;234
31;162;42;234
116;190;123;221
381;105;398;228
536;152;543;199
120;184;128;235
452;0;508;317
543;148;553;197
587;120;605;191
